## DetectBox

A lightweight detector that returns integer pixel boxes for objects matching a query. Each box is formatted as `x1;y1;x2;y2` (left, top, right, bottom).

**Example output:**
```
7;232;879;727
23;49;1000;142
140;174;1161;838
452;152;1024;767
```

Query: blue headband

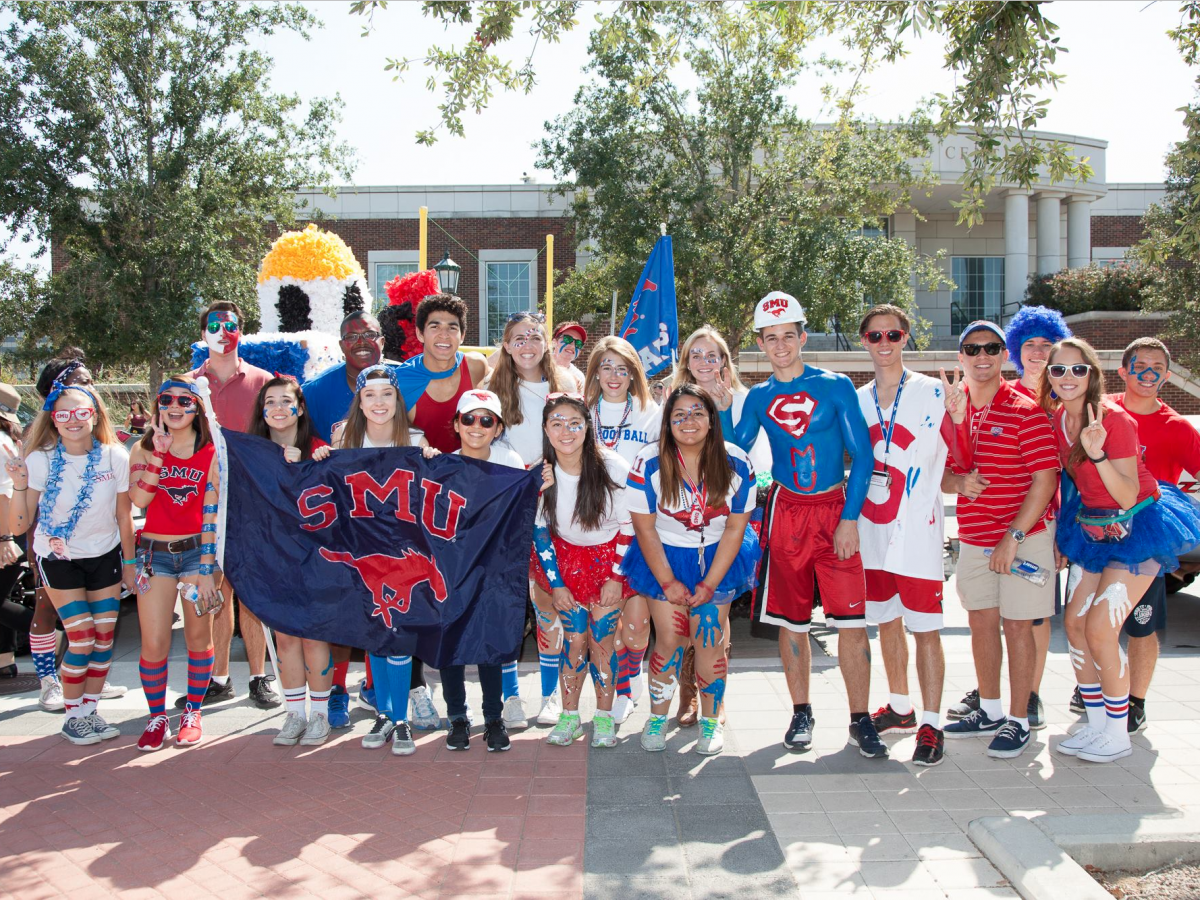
157;380;201;397
355;367;400;393
42;383;98;412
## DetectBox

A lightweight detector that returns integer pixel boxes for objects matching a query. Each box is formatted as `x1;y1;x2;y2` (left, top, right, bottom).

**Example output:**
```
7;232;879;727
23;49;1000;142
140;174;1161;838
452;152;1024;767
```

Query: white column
1004;190;1031;317
1067;197;1092;269
1036;191;1065;275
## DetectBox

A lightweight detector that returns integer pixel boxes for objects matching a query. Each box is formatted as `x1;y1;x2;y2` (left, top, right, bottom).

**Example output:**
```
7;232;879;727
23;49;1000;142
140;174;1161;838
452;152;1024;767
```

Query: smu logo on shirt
861;421;916;525
766;393;818;439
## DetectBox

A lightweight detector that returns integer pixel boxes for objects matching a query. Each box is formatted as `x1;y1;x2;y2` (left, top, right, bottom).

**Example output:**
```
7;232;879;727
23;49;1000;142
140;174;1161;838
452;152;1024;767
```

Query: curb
968;816;1110;900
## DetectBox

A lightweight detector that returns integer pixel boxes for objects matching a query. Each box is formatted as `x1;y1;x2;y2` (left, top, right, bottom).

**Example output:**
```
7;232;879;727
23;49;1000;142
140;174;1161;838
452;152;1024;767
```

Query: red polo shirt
189;357;273;433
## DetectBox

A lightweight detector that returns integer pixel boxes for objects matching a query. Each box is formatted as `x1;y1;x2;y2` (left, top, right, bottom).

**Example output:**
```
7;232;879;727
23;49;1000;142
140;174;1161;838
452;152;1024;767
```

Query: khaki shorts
956;525;1055;621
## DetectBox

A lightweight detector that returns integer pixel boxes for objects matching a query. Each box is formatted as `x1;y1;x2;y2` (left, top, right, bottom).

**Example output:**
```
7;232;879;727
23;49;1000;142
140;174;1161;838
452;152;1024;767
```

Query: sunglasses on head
1047;363;1092;378
459;412;498;428
158;394;198;410
51;408;94;424
961;342;1004;357
508;311;546;324
863;330;905;345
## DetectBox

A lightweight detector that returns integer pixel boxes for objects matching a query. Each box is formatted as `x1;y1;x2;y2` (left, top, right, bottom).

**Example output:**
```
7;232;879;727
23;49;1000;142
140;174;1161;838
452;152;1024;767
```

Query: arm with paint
832;376;871;560
128;431;170;509
730;386;763;453
693;451;755;606
194;458;221;611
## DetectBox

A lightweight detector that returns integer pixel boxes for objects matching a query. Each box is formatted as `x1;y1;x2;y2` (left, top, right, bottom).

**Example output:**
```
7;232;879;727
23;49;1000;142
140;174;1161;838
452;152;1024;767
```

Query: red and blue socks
310;688;331;718
332;660;349;691
29;631;58;681
186;648;215;711
1104;691;1130;736
140;657;168;716
615;647;647;697
1080;683;1104;730
283;685;307;715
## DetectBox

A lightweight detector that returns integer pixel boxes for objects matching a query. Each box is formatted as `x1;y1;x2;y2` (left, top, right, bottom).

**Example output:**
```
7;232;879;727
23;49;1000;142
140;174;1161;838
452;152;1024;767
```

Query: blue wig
1004;306;1072;375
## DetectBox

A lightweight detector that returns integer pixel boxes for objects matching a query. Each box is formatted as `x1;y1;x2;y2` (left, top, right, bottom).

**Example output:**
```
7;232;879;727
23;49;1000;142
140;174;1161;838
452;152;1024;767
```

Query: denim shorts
137;543;205;580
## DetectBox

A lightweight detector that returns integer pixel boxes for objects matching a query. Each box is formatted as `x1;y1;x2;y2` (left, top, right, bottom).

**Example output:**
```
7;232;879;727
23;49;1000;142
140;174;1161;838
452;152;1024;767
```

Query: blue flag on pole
219;431;538;667
619;235;678;378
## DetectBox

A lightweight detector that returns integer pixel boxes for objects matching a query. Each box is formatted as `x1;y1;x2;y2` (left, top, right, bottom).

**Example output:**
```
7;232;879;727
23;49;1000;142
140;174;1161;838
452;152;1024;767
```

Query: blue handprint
589;660;606;688
690;603;723;648
591;607;621;642
660;645;684;682
700;676;726;715
562;605;589;637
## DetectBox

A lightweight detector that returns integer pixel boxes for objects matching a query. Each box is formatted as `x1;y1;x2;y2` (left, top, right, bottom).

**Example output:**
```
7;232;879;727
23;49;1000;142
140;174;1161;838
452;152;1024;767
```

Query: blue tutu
621;526;761;602
1057;482;1200;575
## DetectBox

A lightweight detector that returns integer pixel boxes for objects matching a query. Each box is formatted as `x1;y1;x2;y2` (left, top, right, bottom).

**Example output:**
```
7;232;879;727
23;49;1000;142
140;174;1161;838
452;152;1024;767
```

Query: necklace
38;439;104;559
593;396;633;449
674;449;708;528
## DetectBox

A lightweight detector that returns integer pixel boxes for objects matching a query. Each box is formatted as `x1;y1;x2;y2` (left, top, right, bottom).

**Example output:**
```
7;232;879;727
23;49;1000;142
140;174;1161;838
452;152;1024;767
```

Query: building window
479;249;539;346
858;218;890;240
372;263;419;313
951;257;1004;333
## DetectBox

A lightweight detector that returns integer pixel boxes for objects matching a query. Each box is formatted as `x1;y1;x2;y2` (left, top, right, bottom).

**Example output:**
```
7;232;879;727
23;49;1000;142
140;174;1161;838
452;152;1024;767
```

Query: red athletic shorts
754;484;866;633
530;535;635;606
864;569;944;633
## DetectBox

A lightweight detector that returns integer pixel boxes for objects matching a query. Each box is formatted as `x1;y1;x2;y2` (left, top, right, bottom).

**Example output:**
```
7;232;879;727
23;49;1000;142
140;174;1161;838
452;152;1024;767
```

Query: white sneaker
502;695;528;730
611;693;635;725
38;676;64;712
300;712;331;746
409;686;441;731
100;680;128;700
629;668;646;703
1077;731;1133;764
537;690;562;726
274;711;308;746
362;715;395;749
1056;725;1102;757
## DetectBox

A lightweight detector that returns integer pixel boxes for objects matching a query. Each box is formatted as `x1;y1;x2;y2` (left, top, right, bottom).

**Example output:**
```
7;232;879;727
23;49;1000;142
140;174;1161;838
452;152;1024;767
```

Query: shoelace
394;722;413;740
71;715;97;736
995;721;1021;741
646;716;665;736
147;713;169;732
701;718;719;738
916;726;940;748
181;710;200;729
369;715;391;734
413;691;437;717
594;716;614;735
789;712;811;732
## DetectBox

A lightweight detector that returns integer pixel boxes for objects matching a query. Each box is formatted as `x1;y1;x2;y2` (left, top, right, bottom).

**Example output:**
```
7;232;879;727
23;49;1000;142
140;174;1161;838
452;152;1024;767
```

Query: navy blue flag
219;431;538;667
619;234;678;378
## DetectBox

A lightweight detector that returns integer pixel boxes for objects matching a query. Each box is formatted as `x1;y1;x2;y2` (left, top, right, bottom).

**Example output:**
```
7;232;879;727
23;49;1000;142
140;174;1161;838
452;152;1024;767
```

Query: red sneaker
177;708;203;746
137;714;172;752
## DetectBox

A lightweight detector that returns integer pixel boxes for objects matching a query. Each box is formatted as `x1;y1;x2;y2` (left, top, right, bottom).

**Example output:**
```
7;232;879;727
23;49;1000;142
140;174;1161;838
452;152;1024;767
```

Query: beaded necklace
593;396;633;450
38;439;104;558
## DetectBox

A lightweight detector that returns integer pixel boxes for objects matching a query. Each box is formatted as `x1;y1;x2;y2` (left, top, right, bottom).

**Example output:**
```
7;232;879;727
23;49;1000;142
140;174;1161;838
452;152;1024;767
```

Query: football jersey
594;398;660;467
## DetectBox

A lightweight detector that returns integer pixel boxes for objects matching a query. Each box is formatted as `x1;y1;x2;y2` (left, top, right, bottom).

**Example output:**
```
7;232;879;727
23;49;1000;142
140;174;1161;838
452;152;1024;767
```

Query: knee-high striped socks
501;661;520;700
615;646;647;698
140;657;168;716
29;631;58;681
186;649;215;711
538;652;559;698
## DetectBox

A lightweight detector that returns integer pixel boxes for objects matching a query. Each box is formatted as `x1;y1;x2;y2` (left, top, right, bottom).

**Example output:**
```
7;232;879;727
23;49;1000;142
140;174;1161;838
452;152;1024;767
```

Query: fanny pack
1076;491;1158;544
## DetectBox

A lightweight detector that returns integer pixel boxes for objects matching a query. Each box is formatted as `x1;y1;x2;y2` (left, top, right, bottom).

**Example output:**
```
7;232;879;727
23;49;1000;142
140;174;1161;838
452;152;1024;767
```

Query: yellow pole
419;206;428;270
545;234;554;332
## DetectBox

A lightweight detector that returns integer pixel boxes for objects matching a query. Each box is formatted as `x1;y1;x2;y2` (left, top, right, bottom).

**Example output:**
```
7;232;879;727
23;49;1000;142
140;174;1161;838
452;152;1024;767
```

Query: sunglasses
51;408;94;424
864;330;905;345
459;412;498;428
158;394;198;410
558;336;584;351
547;392;585;402
206;319;239;335
1047;363;1092;378
508;311;546;324
340;330;381;345
961;342;1004;357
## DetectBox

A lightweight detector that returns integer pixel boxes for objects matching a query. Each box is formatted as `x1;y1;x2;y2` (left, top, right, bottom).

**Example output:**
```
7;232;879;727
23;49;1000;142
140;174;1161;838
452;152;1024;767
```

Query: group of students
2;288;1198;768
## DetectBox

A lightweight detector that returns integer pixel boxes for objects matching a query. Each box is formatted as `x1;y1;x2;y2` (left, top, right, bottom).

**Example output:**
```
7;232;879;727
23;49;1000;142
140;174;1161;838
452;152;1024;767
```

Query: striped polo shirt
951;379;1059;547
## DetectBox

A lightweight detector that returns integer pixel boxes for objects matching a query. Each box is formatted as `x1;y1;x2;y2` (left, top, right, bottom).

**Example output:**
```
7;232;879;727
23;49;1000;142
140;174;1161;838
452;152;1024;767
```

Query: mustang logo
162;484;199;506
320;547;448;628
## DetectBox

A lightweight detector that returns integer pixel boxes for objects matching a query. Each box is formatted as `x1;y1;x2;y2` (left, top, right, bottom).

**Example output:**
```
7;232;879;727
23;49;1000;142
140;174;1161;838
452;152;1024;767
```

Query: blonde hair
583;336;651;410
1037;338;1106;476
671;326;745;392
487;315;564;426
339;368;413;449
24;387;119;454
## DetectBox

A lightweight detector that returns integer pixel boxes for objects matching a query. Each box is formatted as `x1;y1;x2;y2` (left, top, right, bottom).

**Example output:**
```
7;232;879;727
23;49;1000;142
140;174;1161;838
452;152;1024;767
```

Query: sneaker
696;716;724;756
1028;692;1046;731
446;717;471;751
1077;730;1133;764
177;709;203;746
849;715;890;759
591;714;617;748
84;712;121;741
1128;705;1147;734
137;714;171;752
783;709;814;751
611;693;635;725
60;715;102;746
640;714;667;752
484;718;511;752
409;685;441;730
274;711;308;746
502;695;528;730
300;713;331;746
537;690;562;726
327;685;351;729
174;678;234;709
357;684;378;713
871;704;917;735
546;712;584;746
362;714;395;749
986;720;1030;759
391;720;416;756
946;689;980;720
944;708;1004;738
1056;725;1102;757
38;676;64;712
912;724;945;767
629;668;646;703
100;680;128;700
249;675;281;709
1069;686;1085;715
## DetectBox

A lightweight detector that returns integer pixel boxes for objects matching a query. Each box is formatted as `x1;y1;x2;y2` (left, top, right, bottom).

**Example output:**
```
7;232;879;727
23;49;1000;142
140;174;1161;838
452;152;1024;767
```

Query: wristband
660;579;681;592
202;504;218;514
1088;452;1108;464
0;534;13;542
121;557;136;566
12;487;26;492
201;523;217;533
135;479;157;493
198;563;215;576
200;542;216;556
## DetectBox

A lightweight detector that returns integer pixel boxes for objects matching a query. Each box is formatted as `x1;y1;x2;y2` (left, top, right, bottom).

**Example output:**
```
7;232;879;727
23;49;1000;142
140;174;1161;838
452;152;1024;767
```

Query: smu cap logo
754;291;806;330
320;547;448;629
762;297;789;318
767;393;818;440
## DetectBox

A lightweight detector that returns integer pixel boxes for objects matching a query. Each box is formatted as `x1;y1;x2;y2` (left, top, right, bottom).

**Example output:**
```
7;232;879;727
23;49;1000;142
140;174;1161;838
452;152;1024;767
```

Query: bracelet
198;563;215;576
12;487;26;492
121;557;136;566
202;504;218;514
201;523;217;533
1088;452;1109;464
0;535;13;543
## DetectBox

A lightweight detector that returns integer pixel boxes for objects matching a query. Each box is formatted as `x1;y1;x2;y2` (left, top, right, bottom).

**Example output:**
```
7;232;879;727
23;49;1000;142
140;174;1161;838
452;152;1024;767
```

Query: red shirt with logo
143;443;217;536
1111;393;1200;484
1053;401;1159;509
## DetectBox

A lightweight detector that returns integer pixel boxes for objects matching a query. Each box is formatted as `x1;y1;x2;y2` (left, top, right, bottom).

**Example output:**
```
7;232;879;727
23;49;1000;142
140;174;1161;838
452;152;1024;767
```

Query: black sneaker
783;708;814;751
849;715;889;759
1027;692;1046;731
484;719;511;752
1069;686;1085;715
1128;704;1147;734
249;675;281;709
912;724;945;767
173;678;234;709
871;704;917;735
946;689;980;720
446;717;471;751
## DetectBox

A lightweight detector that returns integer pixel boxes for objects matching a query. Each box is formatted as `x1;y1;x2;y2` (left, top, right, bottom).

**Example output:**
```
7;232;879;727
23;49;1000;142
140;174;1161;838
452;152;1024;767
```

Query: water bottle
982;549;1049;587
179;583;203;616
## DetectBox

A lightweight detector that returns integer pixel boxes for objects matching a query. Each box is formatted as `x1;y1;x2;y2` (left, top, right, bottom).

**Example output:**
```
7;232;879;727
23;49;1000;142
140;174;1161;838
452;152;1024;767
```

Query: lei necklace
593;396;633;450
38;439;104;559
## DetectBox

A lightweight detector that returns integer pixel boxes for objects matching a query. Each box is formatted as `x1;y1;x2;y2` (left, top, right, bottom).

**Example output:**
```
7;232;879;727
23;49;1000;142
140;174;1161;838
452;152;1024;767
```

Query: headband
355;367;400;393
157;380;201;397
41;383;98;412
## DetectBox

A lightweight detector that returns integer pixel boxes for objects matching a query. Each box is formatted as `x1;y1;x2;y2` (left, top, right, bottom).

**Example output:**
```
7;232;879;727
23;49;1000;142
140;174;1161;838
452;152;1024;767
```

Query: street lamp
434;250;461;296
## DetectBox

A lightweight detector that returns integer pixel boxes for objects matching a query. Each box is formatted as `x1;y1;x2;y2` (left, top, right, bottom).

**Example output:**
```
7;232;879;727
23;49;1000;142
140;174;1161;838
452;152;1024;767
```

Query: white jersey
497;380;550;466
536;449;631;546
594;397;660;467
855;371;949;580
453;444;526;471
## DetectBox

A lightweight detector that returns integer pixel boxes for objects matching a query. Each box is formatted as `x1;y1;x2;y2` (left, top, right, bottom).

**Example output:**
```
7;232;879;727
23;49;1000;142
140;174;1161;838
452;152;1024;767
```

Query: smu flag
619;234;678;377
219;431;538;667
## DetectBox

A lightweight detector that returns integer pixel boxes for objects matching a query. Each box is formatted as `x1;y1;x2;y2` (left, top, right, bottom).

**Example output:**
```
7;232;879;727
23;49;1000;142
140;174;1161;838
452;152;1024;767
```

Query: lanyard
674;449;708;527
871;370;907;466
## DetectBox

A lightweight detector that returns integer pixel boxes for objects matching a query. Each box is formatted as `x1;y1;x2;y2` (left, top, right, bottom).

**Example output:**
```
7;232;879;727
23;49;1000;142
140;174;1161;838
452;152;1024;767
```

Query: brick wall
1090;215;1145;248
1064;315;1200;366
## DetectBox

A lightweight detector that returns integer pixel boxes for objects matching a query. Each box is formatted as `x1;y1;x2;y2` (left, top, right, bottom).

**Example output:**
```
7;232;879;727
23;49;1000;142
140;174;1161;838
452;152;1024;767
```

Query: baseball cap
553;321;588;342
456;389;504;420
754;291;807;331
958;320;1006;349
0;383;20;427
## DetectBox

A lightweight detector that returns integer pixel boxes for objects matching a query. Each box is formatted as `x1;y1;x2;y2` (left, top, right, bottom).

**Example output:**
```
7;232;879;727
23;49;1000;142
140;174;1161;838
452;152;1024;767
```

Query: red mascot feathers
379;269;441;362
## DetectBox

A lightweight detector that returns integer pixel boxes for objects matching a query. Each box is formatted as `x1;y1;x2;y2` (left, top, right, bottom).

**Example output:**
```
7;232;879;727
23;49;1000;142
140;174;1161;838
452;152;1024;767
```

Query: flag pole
610;290;618;335
661;222;667;237
545;233;554;331
419;206;428;270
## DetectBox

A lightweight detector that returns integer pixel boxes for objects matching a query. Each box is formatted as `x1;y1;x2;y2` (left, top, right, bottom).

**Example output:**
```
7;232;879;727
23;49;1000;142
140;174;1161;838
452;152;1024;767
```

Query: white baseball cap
754;291;807;330
456;389;504;420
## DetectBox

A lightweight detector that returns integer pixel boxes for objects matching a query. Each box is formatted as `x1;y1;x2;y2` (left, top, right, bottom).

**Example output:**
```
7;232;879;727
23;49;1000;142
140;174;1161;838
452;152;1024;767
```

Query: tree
0;1;354;383
537;3;947;349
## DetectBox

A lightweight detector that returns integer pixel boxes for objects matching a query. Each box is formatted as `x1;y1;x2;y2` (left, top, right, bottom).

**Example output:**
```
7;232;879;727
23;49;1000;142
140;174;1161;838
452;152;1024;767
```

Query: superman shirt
626;442;756;548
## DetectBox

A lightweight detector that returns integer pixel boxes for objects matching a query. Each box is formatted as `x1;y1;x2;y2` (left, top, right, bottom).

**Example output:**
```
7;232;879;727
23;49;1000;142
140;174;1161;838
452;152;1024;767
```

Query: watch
1007;527;1026;544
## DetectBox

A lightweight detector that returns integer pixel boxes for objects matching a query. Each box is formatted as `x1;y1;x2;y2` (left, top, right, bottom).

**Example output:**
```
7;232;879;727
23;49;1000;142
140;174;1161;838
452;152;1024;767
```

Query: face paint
547;413;585;434
1129;353;1165;385
204;311;240;355
670;403;709;426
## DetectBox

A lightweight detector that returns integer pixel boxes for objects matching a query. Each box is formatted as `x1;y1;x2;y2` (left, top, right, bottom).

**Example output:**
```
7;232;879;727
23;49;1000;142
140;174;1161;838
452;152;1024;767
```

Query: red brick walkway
0;728;586;900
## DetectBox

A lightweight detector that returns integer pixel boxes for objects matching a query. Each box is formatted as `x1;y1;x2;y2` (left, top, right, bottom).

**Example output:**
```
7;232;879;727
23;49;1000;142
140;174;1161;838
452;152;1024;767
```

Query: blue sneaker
986;720;1031;759
327;685;351;729
943;707;1004;738
849;715;889;759
357;684;377;713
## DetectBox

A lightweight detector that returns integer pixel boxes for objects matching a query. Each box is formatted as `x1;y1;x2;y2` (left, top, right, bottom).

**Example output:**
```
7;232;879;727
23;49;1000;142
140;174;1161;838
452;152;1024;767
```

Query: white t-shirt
26;443;130;559
536;449;631;546
498;380;551;466
361;428;425;449
594;398;660;468
855;371;949;580
454;444;526;471
626;442;755;549
561;364;586;392
0;432;15;498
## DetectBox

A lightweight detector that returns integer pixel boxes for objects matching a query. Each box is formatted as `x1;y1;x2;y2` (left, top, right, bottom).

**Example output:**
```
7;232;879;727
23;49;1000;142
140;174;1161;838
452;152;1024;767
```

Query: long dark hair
540;395;619;538
139;374;212;452
248;377;319;460
658;384;732;507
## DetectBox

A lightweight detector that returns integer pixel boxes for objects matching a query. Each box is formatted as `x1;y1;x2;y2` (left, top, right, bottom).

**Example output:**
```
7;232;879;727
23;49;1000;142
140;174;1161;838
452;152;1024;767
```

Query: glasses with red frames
51;408;94;424
864;330;906;344
158;394;198;410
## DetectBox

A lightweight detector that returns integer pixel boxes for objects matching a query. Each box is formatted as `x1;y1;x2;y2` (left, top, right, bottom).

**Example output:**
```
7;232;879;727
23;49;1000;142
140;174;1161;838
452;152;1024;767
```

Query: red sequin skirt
529;535;635;605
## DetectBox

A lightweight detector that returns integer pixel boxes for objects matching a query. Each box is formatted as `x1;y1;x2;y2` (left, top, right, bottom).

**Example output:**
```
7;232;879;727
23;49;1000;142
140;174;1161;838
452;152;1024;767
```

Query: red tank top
412;362;476;454
143;443;217;536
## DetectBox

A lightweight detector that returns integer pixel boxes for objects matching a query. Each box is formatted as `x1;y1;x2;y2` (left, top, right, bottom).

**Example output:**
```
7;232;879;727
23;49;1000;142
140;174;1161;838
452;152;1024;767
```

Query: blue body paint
700;676;726;714
690;603;723;648
591;607;621;642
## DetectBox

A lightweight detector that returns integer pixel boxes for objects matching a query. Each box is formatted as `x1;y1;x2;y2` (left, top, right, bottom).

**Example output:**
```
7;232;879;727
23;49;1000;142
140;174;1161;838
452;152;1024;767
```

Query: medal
675;449;708;531
690;504;704;527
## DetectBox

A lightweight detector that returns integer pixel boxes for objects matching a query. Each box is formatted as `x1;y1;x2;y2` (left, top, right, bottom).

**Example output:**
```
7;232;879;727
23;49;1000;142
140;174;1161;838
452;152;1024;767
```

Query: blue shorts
137;543;207;580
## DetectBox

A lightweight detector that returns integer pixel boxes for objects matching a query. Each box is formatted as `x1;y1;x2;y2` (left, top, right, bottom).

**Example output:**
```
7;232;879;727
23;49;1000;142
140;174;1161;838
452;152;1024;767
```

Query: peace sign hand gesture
940;367;967;424
1081;403;1108;461
710;367;734;412
1;444;27;489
